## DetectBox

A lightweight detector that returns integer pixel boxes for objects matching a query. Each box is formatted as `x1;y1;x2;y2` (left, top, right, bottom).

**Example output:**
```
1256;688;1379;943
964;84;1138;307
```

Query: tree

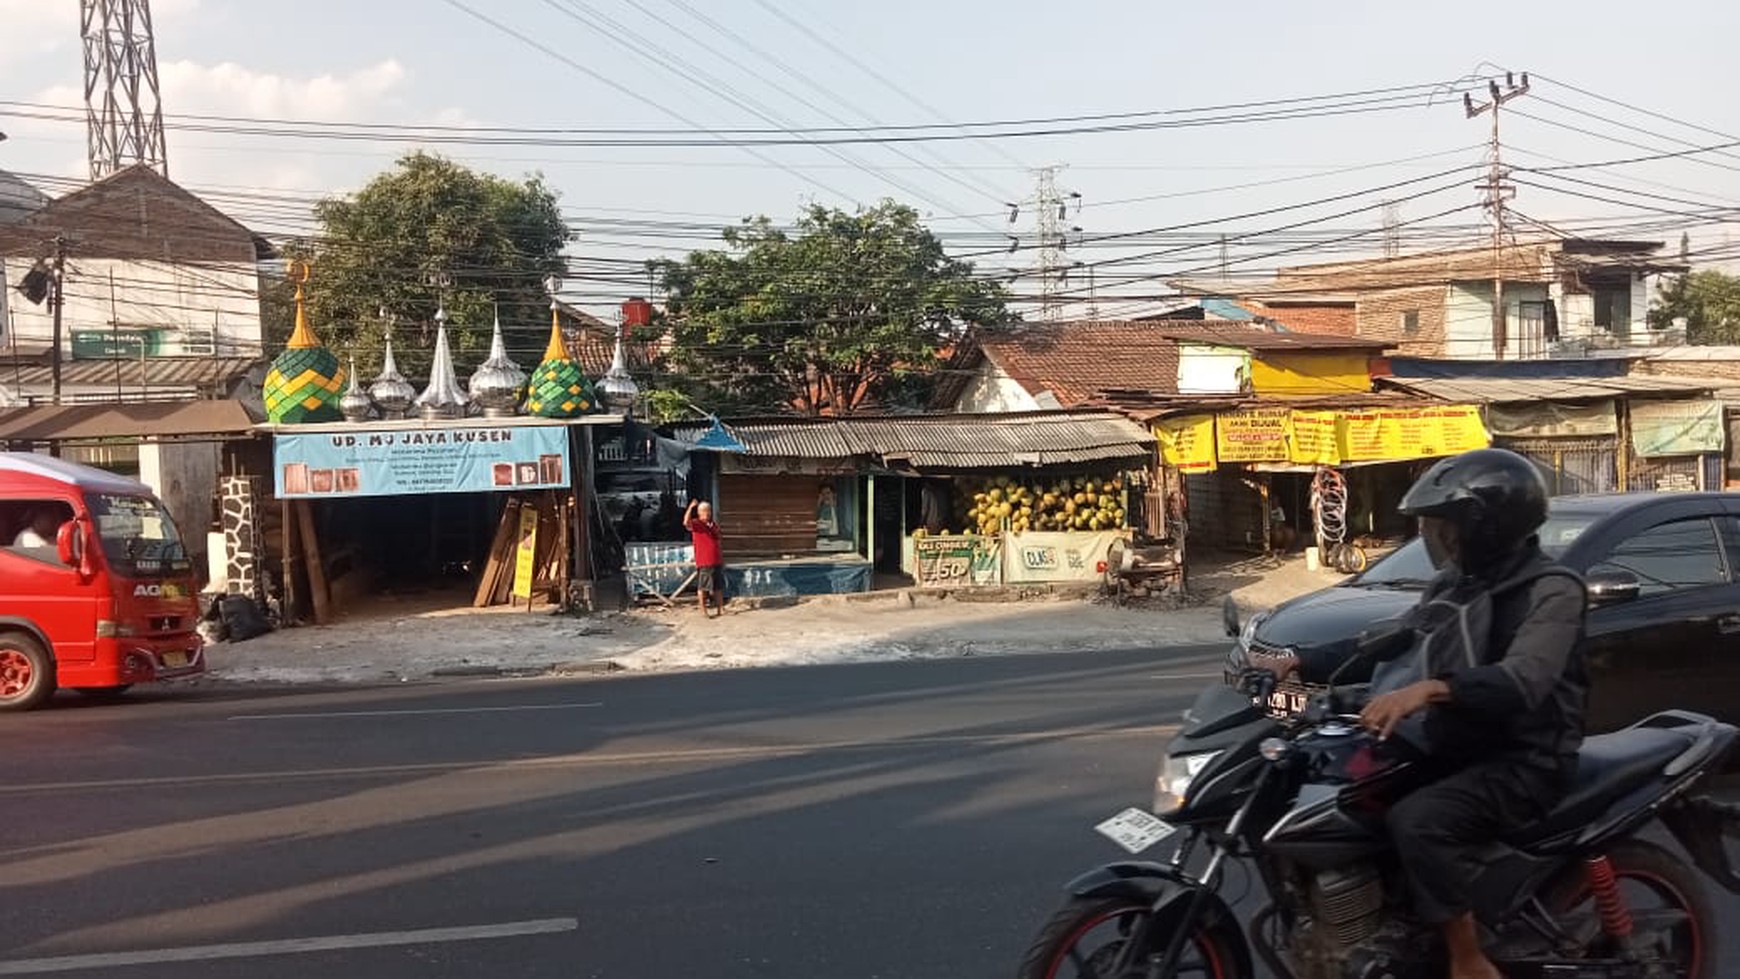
1649;269;1740;344
649;201;1008;416
280;152;569;378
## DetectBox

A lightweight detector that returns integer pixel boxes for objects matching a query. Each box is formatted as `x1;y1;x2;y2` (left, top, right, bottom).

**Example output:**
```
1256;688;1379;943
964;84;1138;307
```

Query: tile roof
673;409;1154;470
968;321;1191;405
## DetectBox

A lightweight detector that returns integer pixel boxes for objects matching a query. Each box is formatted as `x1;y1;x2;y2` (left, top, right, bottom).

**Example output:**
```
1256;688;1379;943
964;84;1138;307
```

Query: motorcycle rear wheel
1546;839;1715;979
1016;896;1239;979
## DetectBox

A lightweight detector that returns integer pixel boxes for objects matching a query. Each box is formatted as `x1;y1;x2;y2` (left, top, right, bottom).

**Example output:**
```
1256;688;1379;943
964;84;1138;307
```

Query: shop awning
1378;375;1711;404
0;399;261;443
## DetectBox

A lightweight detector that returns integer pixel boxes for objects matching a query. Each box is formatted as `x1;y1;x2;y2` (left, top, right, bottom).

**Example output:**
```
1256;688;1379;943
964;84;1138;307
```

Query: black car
1224;491;1740;733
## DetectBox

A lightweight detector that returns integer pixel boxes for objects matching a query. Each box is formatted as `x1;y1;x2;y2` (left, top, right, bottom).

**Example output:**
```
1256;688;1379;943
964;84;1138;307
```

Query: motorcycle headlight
1238;611;1268;650
1153;750;1223;815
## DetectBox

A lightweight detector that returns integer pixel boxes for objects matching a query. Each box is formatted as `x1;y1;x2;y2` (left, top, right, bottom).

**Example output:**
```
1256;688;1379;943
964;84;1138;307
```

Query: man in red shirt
684;498;724;618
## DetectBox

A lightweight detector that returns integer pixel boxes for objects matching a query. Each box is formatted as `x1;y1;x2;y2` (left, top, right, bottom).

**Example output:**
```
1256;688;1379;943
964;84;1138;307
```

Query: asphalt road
3;645;1736;979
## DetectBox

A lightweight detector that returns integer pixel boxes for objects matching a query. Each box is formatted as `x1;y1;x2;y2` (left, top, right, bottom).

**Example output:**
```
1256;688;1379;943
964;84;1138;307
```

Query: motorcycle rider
1257;448;1589;979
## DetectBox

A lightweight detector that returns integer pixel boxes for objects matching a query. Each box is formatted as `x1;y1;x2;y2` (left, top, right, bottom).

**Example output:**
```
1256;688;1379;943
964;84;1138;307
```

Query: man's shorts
696;564;723;593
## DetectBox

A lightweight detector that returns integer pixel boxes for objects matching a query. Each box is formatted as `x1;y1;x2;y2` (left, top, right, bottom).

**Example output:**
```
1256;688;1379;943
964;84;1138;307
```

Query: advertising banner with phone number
273;426;571;498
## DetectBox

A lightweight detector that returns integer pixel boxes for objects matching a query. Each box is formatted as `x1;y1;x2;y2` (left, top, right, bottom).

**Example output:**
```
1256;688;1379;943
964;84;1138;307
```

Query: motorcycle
1017;655;1740;978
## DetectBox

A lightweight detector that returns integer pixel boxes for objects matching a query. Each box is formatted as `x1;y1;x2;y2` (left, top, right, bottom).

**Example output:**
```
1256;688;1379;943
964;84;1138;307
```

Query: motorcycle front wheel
1015;896;1240;979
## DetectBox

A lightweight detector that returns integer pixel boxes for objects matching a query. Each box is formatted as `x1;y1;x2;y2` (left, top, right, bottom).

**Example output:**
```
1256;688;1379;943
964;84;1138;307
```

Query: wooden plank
474;497;520;608
294;500;331;625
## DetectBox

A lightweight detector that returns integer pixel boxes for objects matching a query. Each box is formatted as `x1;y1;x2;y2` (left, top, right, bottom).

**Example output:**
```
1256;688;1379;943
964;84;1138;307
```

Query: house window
1401;310;1420;335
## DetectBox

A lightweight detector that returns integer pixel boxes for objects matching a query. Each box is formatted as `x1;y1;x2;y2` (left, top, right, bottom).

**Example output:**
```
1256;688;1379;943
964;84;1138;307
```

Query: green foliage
1650;269;1740;344
287;152;569;378
649;201;1008;416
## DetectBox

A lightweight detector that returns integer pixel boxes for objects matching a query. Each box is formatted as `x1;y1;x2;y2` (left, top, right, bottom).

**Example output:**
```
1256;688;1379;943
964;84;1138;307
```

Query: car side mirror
1222;596;1241;638
1586;570;1641;608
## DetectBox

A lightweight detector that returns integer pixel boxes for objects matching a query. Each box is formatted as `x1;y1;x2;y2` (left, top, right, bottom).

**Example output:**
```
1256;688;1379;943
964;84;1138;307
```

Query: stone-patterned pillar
219;475;263;601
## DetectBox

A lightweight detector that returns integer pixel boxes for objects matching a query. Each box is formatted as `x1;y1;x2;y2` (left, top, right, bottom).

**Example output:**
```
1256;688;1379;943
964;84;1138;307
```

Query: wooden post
294;500;331;625
865;474;877;571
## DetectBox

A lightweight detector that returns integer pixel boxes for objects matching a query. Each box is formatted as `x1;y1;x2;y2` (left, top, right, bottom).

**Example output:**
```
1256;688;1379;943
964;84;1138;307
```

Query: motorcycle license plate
1094;808;1177;855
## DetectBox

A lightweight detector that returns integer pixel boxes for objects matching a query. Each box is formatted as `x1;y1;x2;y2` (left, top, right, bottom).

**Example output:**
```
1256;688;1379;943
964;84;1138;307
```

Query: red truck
0;452;204;710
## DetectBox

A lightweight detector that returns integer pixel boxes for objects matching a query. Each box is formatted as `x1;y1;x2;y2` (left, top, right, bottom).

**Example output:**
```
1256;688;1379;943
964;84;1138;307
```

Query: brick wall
1354;286;1449;356
1635;359;1740;381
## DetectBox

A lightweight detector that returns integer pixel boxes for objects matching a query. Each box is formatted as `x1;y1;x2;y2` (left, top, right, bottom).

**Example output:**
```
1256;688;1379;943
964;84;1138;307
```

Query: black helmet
1399;448;1547;572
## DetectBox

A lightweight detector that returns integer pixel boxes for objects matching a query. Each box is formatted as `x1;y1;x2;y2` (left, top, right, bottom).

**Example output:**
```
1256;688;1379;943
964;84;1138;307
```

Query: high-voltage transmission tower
81;0;169;180
1006;165;1082;321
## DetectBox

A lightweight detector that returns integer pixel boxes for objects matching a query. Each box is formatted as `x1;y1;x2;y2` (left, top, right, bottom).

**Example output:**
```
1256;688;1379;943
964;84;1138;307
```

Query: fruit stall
905;470;1143;587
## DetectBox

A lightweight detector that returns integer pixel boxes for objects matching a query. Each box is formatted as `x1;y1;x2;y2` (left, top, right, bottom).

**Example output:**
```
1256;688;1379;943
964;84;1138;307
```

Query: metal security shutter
1498;437;1618;496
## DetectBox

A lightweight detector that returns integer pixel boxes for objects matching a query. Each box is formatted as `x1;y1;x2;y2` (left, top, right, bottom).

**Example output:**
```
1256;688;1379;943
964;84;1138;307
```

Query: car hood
1251;583;1420;650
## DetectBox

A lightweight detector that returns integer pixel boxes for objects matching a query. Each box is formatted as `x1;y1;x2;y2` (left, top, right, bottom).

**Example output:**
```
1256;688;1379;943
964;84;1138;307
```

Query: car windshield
1349;510;1599;588
88;493;190;576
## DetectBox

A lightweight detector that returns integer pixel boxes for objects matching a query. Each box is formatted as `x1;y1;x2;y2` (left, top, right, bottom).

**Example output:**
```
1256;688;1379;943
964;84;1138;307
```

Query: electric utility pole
50;236;67;404
1464;72;1528;358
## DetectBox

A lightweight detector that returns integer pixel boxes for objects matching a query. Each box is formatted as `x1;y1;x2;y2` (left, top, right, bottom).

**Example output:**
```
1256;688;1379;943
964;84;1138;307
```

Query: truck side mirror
1586;570;1641;608
56;520;93;581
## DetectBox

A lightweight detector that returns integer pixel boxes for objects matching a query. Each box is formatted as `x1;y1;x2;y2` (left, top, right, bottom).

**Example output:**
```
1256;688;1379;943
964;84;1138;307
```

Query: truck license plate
163;651;188;668
1094;808;1177;854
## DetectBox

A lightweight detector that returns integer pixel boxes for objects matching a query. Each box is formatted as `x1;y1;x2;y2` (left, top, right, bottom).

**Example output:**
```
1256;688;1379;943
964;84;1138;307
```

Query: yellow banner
1215;407;1292;463
512;505;539;600
1337;405;1489;462
1156;414;1217;472
1288;410;1339;465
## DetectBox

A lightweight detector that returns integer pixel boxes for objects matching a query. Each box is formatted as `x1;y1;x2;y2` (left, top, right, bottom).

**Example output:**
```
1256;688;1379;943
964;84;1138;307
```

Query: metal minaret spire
82;0;168;180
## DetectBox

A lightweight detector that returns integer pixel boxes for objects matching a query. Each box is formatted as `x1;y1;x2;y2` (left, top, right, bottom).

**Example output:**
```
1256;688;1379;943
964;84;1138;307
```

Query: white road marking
228;702;603;721
0;918;578;975
1;725;1180;796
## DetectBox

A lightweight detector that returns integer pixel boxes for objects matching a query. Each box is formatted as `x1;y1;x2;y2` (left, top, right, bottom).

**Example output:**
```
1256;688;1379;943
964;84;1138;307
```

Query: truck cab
0;453;204;710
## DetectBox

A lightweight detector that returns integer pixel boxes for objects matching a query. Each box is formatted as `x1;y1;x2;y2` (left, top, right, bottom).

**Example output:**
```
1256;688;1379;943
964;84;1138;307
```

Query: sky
3;0;1740;320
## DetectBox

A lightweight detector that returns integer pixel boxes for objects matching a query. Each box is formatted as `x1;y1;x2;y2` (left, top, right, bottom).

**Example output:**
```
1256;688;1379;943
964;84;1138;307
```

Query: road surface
2;644;1734;977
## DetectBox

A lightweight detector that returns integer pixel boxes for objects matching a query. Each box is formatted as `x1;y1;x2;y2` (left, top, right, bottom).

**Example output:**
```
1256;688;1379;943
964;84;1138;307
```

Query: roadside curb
549;659;625;675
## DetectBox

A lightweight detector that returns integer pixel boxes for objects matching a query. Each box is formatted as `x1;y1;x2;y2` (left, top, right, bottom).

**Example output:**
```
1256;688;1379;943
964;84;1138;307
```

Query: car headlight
1238;611;1268;649
1153;750;1223;815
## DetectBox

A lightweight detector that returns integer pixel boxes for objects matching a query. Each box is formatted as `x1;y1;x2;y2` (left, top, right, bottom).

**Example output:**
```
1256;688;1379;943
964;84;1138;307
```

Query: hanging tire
1015;896;1240;979
1548;840;1716;979
0;632;55;712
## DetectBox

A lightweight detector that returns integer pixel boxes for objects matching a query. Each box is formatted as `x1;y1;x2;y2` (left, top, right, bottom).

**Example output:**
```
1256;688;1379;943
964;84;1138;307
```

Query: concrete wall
955;363;1043;413
1177;345;1251;394
1250;351;1372;397
0;257;263;359
136;440;220;572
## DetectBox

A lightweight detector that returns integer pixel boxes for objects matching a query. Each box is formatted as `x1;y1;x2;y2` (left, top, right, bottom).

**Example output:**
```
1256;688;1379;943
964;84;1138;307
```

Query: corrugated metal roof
0;399;261;442
1379;375;1713;404
680;420;859;459
5;356;260;389
675;410;1154;469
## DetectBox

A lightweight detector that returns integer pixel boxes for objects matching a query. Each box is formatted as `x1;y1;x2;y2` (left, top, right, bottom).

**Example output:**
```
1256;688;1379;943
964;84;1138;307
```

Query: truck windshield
88;494;190;576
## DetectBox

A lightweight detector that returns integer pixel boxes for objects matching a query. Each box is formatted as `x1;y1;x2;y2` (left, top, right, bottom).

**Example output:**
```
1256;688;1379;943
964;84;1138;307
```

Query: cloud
158;58;408;121
0;0;202;67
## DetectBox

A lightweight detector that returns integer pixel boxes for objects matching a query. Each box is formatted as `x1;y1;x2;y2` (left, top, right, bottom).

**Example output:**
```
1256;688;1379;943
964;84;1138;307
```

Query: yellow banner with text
1156;405;1489;468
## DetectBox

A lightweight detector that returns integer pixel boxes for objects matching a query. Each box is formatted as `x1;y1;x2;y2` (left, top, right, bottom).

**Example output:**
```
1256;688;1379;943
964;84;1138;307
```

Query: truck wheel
0;632;55;711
